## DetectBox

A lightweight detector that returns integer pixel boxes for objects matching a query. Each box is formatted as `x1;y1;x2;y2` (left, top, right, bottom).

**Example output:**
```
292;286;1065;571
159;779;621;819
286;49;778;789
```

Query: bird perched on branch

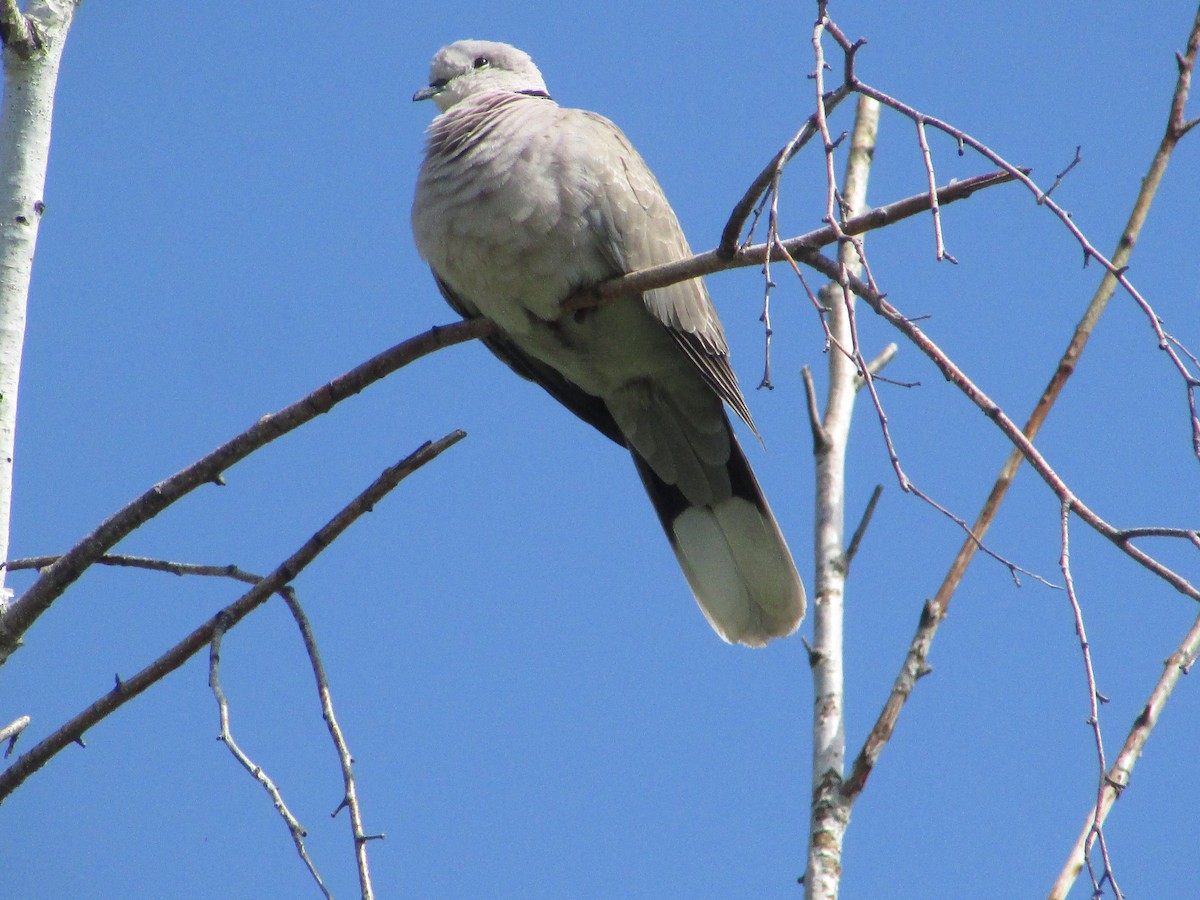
412;40;805;646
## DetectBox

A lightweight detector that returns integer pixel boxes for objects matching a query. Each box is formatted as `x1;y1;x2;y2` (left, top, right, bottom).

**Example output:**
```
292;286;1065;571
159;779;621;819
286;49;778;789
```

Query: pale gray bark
0;0;75;599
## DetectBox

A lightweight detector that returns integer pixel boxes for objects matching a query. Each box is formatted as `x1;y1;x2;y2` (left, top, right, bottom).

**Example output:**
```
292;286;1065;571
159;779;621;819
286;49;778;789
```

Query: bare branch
854;343;897;391
0;431;467;804
280;588;379;900
843;598;941;798
1050;609;1200;898
7;554;261;583
800;365;828;451
719;80;856;256
850;7;1200;824
1038;145;1083;203
1115;527;1200;543
798;249;1200;602
843;484;883;567
804;16;880;883
210;614;331;899
914;119;956;263
12;550;380;892
0;321;492;661
906;481;1060;590
0;714;29;757
1059;503;1122;899
563;169;1021;315
845;62;1200;454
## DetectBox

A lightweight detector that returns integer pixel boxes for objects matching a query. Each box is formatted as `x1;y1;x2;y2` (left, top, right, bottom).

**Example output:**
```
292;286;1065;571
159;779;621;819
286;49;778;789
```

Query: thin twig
800;365;829;451
7;549;380;896
210;613;331;899
6;554;261;582
719;79;856;256
914;119;956;263
843;484;883;567
823;22;1200;454
1059;503;1122;899
1050;608;1200;897
1039;145;1083;203
854;344;898;391
907;481;1060;589
280;588;380;900
1115;527;1200;542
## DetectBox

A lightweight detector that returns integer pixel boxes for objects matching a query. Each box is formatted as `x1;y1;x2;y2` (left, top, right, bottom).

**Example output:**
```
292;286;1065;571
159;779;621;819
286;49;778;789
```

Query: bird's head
414;40;550;113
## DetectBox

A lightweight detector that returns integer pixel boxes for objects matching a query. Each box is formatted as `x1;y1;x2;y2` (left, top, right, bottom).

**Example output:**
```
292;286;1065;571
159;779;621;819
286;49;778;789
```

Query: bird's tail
632;432;806;647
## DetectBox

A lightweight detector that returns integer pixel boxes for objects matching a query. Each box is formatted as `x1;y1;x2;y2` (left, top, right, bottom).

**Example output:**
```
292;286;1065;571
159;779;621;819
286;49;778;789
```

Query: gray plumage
412;40;805;646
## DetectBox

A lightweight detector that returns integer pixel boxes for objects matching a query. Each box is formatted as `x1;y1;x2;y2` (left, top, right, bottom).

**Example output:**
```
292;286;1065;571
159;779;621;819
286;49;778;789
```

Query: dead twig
210;613;331;899
280;588;380;900
1059;503;1122;899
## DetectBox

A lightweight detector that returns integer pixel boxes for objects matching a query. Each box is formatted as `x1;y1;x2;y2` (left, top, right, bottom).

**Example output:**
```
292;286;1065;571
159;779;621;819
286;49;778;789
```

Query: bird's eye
473;56;490;69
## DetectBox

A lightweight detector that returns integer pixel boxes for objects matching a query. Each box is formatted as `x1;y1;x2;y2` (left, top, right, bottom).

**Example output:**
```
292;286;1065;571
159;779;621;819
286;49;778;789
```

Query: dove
412;40;804;646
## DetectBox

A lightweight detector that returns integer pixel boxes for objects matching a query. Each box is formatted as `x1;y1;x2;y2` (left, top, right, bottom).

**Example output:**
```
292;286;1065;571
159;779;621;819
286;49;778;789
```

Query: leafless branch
7;553;262;583
0;431;467;804
0;321;492;661
0;714;29;757
719;77;857;256
914;119;956;263
799;248;1199;601
1115;527;1200;543
1059;503;1122;899
1050;608;1200;898
803;22;878;889
562;169;1021;316
7;548;380;896
851;5;1200;829
800;365;829;451
843;484;883;568
854;343;897;391
210;613;332;898
1039;145;1083;203
280;588;380;900
822;17;1200;456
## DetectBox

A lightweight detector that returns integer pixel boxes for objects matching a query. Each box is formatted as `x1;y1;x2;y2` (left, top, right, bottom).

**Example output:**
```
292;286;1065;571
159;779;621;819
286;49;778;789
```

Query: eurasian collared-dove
411;40;805;646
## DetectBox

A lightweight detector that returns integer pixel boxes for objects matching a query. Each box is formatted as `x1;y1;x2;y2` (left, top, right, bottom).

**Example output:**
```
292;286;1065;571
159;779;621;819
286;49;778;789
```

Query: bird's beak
413;81;446;102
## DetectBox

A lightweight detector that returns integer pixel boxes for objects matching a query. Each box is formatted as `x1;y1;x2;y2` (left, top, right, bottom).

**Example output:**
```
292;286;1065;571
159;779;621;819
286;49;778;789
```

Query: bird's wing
574;109;757;436
432;271;626;446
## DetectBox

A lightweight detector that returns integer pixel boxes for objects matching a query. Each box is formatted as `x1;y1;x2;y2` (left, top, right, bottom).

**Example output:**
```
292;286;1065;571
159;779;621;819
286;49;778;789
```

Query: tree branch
210;613;332;899
568;169;1019;315
0;321;492;662
281;588;380;900
847;3;1200;812
1049;608;1200;898
800;250;1199;601
0;431;466;803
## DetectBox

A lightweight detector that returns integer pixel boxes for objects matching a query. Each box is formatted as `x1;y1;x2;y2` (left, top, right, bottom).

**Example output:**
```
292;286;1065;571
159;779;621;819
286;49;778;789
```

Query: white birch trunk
0;0;74;603
805;95;880;900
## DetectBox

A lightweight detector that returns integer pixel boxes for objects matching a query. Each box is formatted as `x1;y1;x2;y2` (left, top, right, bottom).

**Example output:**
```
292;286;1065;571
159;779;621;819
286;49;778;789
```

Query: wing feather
575;111;757;435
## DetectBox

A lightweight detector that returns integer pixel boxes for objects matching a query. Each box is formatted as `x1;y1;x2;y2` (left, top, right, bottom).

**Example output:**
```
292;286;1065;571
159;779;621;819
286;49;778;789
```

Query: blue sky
2;2;1198;898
